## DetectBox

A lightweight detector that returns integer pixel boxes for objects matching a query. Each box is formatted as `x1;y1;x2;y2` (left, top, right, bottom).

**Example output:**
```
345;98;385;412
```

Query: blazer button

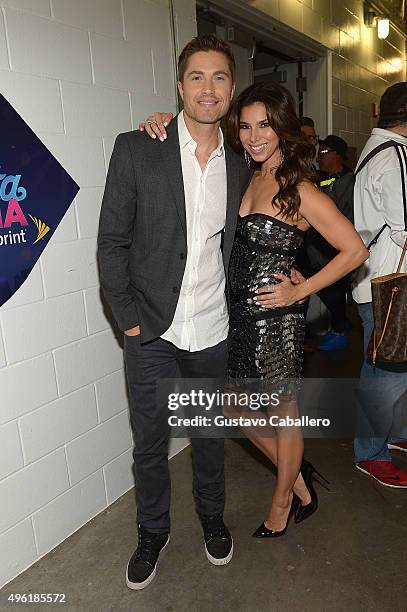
179;252;185;260
172;286;179;293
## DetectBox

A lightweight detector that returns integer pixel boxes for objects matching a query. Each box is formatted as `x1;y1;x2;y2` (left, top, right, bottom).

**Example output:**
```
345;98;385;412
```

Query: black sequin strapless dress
227;213;306;390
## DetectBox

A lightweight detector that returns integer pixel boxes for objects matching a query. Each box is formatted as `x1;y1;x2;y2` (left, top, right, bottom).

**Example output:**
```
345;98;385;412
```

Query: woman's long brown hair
226;81;317;220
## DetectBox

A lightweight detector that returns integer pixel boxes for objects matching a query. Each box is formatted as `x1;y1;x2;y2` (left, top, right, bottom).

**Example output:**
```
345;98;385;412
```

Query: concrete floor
3;310;407;612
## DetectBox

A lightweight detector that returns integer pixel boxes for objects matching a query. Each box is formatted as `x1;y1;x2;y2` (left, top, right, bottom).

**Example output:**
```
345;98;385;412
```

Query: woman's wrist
295;278;310;302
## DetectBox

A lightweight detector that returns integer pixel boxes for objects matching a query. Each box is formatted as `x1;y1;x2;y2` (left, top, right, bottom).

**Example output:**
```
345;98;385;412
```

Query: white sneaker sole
126;535;170;590
355;464;407;488
388;443;407;453
205;539;233;566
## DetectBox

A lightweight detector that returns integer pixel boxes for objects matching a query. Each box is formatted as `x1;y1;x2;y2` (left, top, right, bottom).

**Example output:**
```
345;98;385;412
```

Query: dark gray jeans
124;335;227;534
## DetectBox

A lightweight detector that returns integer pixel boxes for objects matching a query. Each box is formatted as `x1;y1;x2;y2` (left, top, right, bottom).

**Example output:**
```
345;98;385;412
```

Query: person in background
353;82;407;487
301;135;353;350
318;135;350;182
300;116;318;152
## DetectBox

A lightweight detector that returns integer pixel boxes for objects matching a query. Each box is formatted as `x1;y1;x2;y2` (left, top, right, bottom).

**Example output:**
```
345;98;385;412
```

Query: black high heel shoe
294;459;329;524
252;499;295;539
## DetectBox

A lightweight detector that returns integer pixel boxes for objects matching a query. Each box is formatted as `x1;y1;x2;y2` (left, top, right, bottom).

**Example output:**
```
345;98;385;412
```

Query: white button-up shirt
352;128;407;303
161;111;228;351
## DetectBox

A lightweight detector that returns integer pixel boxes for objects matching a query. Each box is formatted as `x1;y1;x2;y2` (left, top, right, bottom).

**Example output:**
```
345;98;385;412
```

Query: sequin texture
227;213;305;390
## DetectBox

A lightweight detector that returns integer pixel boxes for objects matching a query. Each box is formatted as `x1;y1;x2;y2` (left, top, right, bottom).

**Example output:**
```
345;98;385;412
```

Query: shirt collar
178;110;224;157
372;127;407;144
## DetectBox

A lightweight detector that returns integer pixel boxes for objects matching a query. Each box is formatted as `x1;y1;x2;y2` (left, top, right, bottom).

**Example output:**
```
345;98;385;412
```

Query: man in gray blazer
98;34;251;590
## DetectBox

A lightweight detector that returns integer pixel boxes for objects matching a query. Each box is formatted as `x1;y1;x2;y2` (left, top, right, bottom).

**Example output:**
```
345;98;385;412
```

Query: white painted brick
1;292;87;363
5;9;92;83
123;0;171;55
19;385;98;464
102;137;115;171
0;326;6;367
39;133;106;188
53;330;123;396
61;82;132;138
33;470;106;556
172;0;196;19
41;238;98;298
333;104;347;131
0;12;10;69
387;24;405;54
0;0;51;17
0;449;69;533
83;286;111;335
91;32;154;94
103;447;133;504
0;262;43;310
0;420;23;480
50;203;78;244
0;354;57;425
0;70;63;134
339;30;354;62
247;0;279;19
321;19;340;53
279;0;303;32
339;130;354;147
174;15;197;56
130;92;177;129
302;5;322;41
75;186;104;239
52;0;123;38
312;0;330;20
152;48;176;98
332;54;347;81
95;369;128;422
65;411;132;484
0;519;37;589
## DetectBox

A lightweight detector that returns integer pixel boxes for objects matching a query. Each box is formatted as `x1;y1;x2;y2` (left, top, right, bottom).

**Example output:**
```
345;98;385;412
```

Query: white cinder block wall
0;0;196;588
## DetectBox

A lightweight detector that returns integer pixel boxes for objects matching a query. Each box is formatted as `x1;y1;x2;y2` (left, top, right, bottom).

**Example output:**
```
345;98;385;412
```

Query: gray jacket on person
97;118;251;344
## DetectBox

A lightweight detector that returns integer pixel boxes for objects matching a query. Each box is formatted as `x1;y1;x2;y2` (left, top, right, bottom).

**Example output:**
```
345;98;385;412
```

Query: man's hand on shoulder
138;112;173;141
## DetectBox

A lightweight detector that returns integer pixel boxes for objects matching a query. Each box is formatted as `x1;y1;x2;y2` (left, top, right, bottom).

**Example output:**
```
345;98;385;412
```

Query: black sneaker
126;525;170;590
199;513;233;565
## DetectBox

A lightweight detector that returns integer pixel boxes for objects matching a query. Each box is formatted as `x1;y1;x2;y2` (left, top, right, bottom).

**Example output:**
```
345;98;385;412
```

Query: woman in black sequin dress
225;82;367;537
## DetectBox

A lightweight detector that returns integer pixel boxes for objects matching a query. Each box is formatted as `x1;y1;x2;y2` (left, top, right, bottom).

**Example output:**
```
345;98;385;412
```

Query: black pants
301;274;350;333
317;276;350;333
124;335;227;534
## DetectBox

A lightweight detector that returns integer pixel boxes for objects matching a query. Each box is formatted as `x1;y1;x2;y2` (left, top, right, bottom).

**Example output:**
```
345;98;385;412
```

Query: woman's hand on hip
254;274;301;308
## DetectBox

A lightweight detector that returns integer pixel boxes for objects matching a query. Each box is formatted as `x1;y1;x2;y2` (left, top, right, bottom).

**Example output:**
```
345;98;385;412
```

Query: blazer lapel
162;119;187;236
223;146;242;267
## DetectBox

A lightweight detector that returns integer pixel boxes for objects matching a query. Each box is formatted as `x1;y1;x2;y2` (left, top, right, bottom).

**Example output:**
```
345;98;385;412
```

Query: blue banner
0;93;79;307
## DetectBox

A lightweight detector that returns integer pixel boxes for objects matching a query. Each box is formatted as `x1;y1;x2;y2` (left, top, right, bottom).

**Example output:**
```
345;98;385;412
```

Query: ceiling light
377;18;390;39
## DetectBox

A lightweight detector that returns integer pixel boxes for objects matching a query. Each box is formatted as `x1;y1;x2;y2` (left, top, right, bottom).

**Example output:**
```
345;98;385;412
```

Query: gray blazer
97;119;251;343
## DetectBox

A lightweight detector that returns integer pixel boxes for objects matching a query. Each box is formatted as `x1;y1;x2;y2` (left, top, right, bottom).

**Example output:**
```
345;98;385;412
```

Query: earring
244;149;251;167
279;148;285;165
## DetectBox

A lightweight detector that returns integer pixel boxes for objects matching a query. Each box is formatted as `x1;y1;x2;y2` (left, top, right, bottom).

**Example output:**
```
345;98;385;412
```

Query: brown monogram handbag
368;238;407;371
367;141;407;371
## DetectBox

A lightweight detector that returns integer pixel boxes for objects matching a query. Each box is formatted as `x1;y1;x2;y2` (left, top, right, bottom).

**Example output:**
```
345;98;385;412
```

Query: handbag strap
394;143;407;272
